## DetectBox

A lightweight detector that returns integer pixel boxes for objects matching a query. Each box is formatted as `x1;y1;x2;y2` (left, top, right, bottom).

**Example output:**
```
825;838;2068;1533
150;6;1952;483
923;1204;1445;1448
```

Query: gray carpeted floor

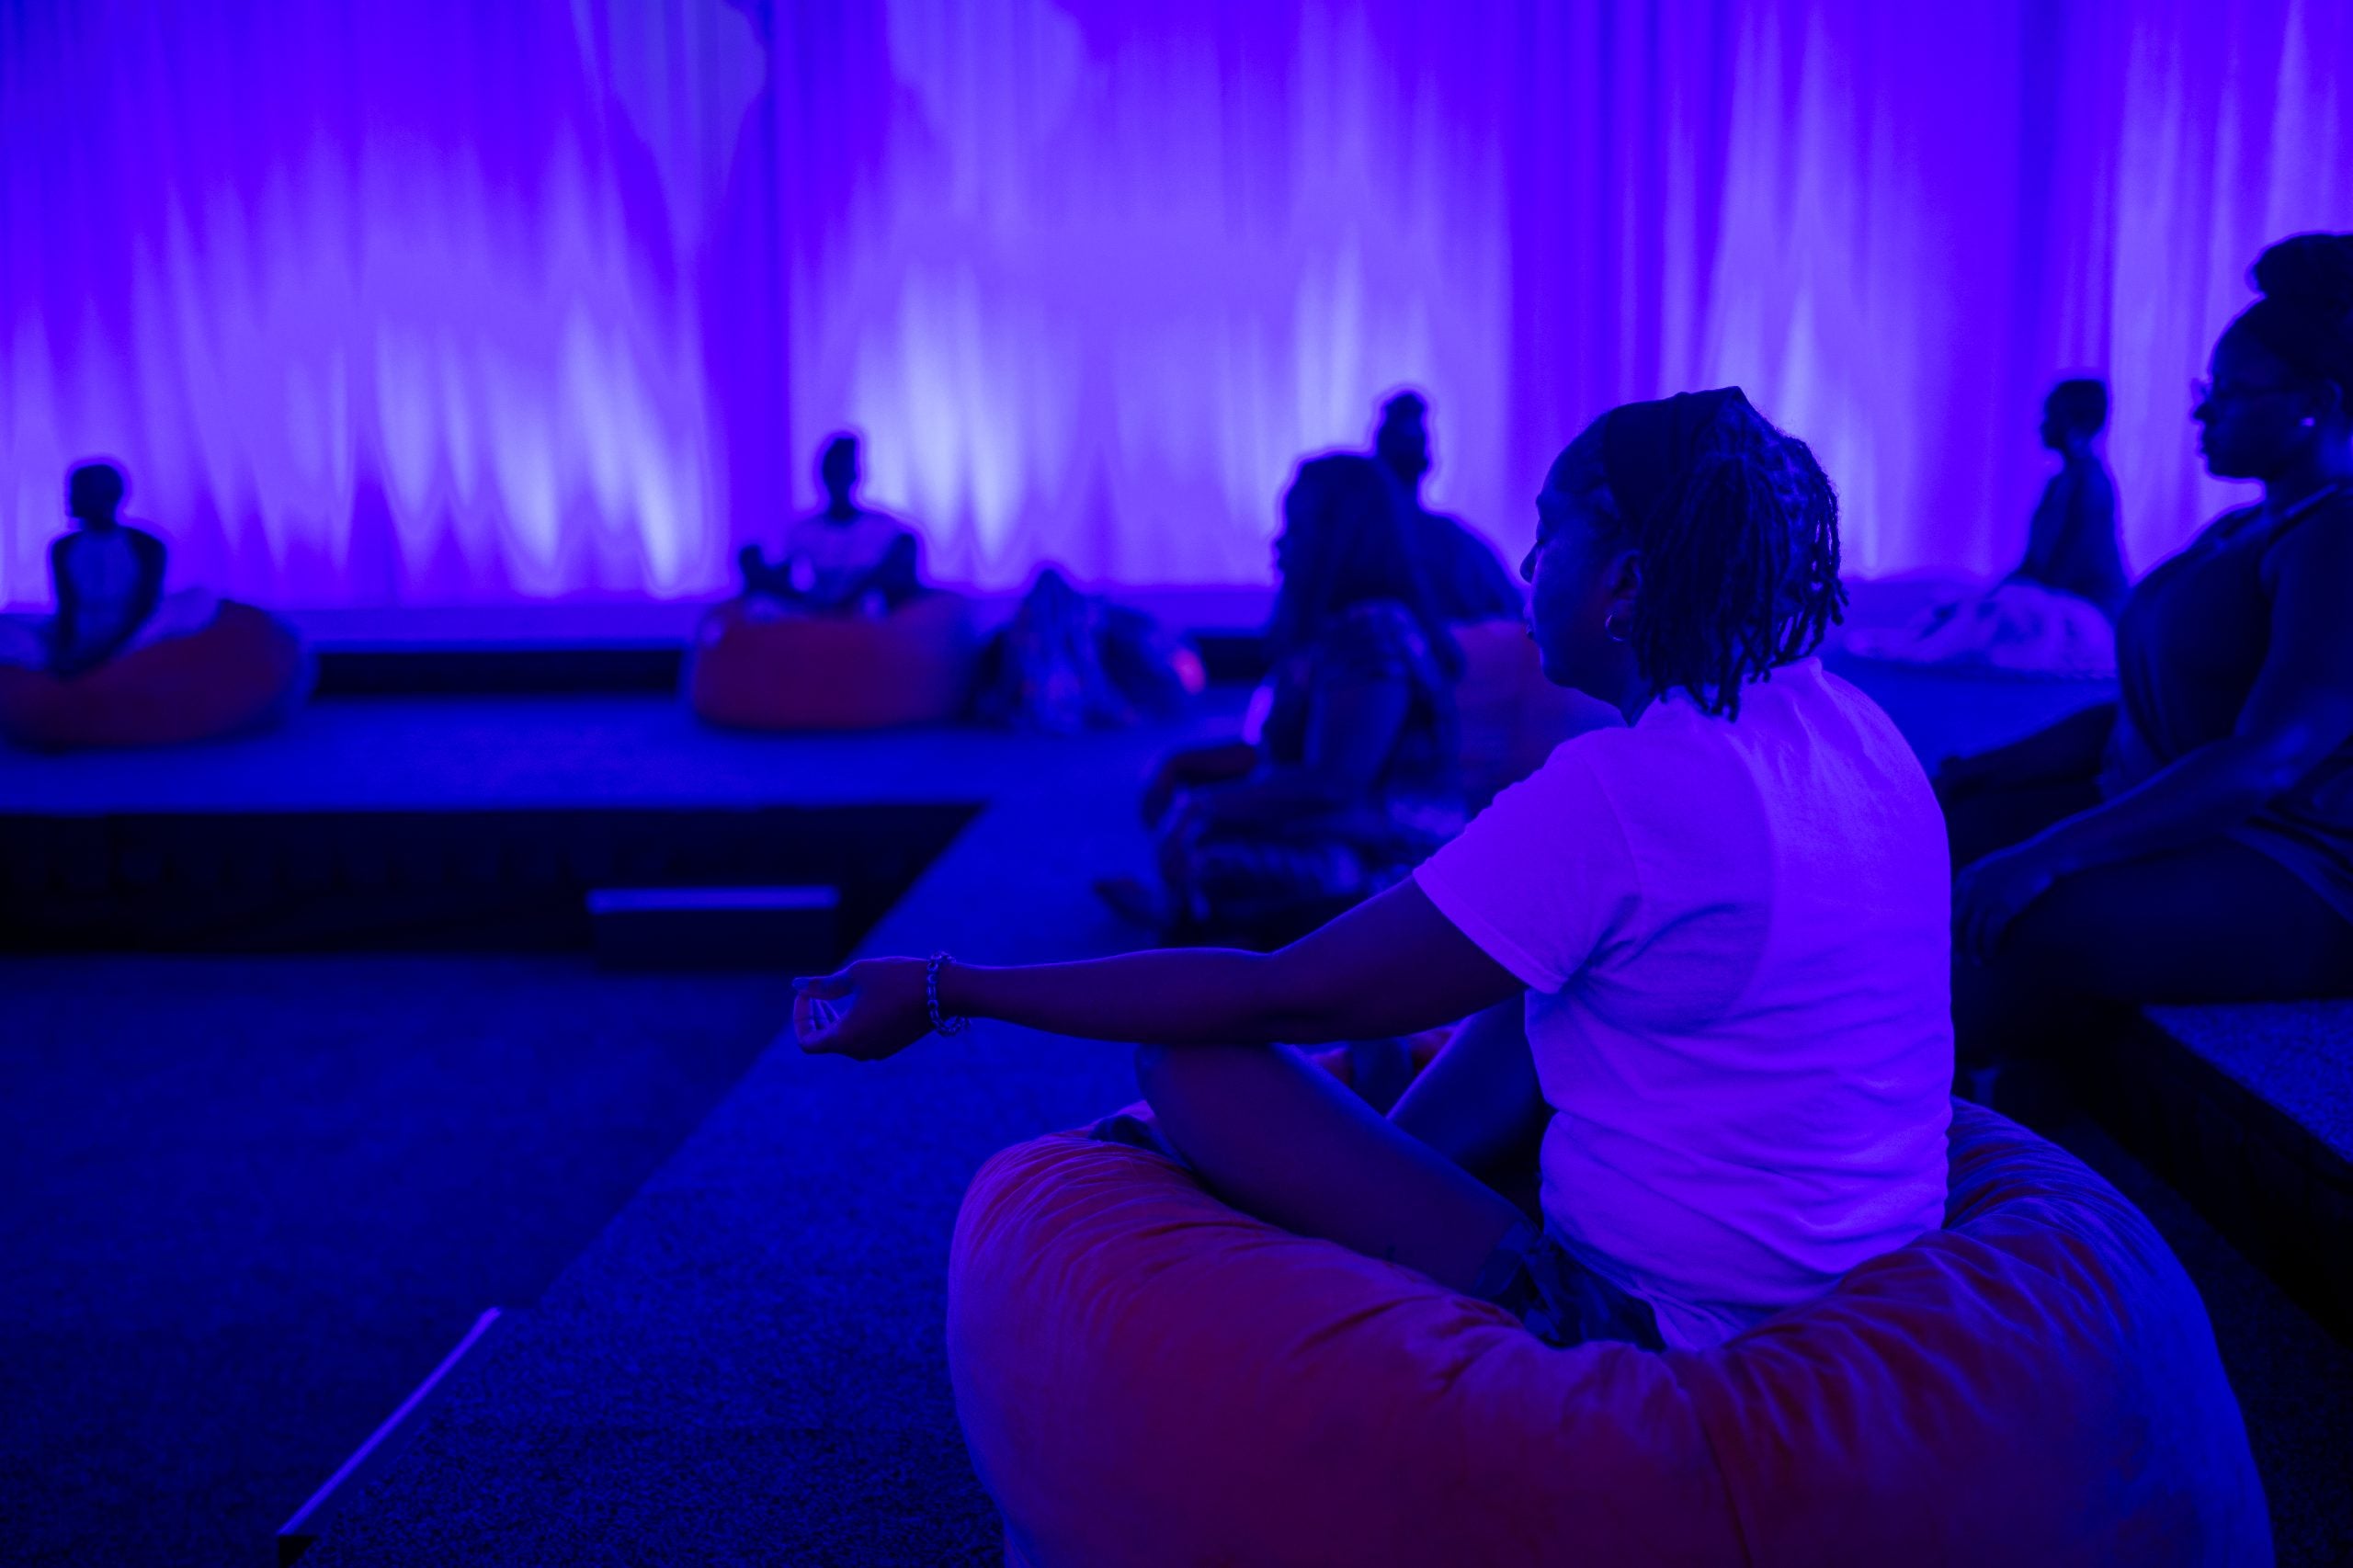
0;956;792;1567
8;671;2348;1564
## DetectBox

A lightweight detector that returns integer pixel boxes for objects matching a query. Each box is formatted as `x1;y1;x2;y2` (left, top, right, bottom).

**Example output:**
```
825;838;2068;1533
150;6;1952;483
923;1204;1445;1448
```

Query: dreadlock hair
1551;398;1847;719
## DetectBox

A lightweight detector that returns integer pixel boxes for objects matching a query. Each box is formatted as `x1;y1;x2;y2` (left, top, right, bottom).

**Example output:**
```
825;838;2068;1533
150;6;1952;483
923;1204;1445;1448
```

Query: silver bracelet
926;953;969;1036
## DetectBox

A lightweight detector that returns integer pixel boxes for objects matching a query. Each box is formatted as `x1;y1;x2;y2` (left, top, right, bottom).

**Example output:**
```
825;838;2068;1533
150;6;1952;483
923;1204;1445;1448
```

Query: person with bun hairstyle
1944;233;2353;1058
793;390;1954;1353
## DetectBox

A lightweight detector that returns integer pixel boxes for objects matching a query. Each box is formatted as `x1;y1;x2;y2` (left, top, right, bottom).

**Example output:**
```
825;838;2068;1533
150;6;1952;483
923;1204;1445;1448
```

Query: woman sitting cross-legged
797;389;1955;1352
1098;452;1466;948
1942;233;2353;1076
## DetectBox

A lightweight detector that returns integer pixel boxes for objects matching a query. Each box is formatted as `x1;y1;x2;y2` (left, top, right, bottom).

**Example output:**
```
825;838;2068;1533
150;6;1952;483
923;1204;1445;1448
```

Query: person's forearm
2031;736;2295;874
938;949;1432;1047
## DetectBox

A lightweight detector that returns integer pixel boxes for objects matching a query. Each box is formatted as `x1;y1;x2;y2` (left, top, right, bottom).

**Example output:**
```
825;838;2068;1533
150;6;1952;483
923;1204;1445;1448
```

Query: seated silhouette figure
1374;391;1524;626
739;434;922;615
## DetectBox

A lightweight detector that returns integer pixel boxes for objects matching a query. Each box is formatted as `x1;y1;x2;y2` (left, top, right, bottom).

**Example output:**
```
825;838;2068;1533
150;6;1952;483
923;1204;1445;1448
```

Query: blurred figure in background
1840;380;2122;676
1100;453;1463;947
740;434;923;616
2012;378;2128;619
2;460;179;677
49;461;167;676
1374;392;1525;627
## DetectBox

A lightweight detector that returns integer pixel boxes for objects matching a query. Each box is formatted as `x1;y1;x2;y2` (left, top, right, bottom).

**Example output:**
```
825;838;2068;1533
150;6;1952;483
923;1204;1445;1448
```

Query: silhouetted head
2040;379;2109;453
66;461;127;527
2196;233;2353;482
1373;392;1432;494
818;434;861;511
1525;389;1844;719
1271;452;1457;674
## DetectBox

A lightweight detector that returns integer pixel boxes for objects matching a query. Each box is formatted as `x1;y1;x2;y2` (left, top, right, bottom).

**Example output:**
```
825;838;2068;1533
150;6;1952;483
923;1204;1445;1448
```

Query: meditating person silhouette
1374;392;1525;626
801;390;1951;1356
48;461;167;677
1841;380;2125;675
1100;454;1463;947
1943;233;2353;1076
739;434;922;615
2012;379;2128;619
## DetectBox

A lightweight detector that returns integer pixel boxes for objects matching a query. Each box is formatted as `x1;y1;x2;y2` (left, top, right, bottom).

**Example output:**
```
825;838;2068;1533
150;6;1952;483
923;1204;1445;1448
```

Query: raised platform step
283;590;1279;697
0;803;973;957
588;884;840;971
2073;1003;2353;1344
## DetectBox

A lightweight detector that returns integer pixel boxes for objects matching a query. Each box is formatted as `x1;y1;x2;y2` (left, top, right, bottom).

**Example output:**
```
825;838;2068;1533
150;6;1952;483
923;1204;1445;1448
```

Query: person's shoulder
2070;455;2116;496
1313;599;1427;676
2269;489;2353;573
1329;597;1418;642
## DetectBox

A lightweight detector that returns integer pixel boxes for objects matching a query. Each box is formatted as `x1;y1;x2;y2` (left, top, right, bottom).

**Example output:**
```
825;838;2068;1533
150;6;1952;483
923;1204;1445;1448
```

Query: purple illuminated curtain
6;1;2349;606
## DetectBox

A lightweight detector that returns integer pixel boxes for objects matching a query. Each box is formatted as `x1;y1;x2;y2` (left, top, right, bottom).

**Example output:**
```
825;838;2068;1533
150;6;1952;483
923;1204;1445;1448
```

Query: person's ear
2304;381;2347;433
1608;549;1643;610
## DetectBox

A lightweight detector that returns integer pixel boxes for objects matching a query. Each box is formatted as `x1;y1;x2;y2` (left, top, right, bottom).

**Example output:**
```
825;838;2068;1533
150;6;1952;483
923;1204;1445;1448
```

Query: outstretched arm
793;878;1521;1061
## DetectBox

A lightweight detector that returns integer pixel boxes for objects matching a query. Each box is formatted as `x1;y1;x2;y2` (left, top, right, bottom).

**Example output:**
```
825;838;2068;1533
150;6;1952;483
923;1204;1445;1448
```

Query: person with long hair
1100;452;1463;946
801;390;1953;1353
1943;234;2353;1068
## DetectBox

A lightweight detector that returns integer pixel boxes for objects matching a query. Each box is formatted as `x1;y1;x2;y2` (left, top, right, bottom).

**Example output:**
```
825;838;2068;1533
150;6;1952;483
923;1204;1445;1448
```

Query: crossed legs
1132;1000;1541;1295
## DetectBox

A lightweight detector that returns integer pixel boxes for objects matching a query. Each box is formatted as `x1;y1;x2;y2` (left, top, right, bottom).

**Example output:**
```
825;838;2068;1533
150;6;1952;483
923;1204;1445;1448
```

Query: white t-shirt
783;510;914;607
1414;658;1952;1348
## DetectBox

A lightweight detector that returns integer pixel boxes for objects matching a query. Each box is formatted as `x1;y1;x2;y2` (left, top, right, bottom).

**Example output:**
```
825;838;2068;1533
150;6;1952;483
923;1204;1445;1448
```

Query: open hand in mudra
793;959;932;1061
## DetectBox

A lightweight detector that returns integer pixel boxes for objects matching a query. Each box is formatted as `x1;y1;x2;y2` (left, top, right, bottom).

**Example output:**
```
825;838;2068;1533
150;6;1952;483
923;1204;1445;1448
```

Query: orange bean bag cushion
0;600;309;751
949;1097;2268;1567
687;593;978;730
1453;618;1620;809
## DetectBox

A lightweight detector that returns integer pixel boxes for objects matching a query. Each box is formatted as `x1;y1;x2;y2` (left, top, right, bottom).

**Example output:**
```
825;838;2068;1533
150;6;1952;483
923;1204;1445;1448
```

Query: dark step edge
276;1306;507;1566
2070;1013;2353;1346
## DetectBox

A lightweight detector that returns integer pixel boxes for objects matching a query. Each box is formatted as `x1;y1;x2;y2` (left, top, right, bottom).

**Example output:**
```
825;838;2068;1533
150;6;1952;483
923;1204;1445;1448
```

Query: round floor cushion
0;601;308;751
687;594;977;730
948;1099;2268;1566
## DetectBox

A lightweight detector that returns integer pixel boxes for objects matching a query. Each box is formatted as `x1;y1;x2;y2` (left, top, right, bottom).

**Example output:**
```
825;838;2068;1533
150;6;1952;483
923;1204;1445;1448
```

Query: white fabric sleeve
1413;744;1642;993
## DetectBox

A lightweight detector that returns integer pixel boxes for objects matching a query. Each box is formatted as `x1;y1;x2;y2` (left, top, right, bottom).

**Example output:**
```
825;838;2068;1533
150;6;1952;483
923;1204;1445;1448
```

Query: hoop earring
1603;611;1633;644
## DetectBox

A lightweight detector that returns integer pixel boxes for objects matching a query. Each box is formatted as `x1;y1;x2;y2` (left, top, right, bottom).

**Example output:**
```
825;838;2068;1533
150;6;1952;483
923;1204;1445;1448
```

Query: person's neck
822;499;861;522
2262;442;2353;518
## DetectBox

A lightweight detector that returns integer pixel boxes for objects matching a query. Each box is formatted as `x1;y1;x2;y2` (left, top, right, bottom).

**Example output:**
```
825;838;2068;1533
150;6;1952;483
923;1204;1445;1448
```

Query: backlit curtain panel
1;0;779;606
6;1;2347;606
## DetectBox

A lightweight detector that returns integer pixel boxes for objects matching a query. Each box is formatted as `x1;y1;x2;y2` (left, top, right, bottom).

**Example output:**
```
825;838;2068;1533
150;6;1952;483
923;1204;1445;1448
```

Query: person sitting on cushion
49;460;167;678
798;389;1954;1355
1098;453;1464;947
739;433;922;615
1942;233;2353;1080
1375;390;1526;626
2013;378;2129;620
1839;380;2124;676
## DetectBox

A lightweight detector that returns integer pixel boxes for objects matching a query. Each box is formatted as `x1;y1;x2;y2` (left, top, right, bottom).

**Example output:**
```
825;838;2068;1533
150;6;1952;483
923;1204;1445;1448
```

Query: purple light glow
6;3;2349;608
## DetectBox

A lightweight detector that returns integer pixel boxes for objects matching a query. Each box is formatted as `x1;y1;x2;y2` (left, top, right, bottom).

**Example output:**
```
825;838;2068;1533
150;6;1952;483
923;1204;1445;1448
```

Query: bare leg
1135;1041;1525;1295
1386;997;1546;1181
